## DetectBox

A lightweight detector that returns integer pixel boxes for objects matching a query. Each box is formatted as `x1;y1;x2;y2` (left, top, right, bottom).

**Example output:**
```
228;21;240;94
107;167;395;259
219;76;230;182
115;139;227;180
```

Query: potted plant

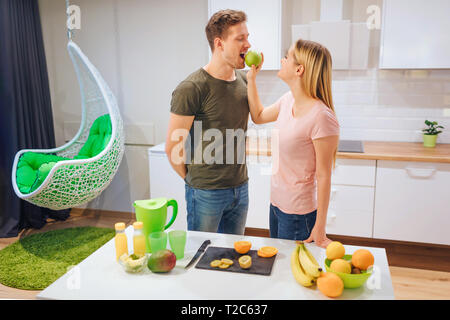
422;120;444;147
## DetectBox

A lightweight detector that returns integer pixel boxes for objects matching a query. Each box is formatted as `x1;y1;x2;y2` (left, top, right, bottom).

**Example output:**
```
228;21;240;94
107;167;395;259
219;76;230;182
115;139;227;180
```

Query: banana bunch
291;241;323;287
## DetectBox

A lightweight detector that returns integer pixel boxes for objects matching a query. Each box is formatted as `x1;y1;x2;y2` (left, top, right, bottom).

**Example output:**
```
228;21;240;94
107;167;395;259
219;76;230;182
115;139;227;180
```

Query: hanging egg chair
11;35;125;210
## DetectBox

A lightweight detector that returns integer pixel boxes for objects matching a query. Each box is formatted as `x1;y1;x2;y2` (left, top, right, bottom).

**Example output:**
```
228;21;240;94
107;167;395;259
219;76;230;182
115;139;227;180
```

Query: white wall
38;0;450;213
38;0;209;212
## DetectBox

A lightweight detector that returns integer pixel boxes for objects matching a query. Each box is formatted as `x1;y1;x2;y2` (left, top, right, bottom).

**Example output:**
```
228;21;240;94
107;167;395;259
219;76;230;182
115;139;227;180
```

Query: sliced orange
257;246;278;258
234;240;252;254
257;249;270;257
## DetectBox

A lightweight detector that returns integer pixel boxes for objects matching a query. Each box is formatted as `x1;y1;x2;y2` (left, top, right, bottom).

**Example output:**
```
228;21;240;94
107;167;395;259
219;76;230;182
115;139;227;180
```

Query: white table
37;227;395;300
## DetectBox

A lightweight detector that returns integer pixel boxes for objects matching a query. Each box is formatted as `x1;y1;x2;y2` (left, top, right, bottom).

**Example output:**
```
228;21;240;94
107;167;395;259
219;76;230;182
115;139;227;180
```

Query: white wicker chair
11;40;124;210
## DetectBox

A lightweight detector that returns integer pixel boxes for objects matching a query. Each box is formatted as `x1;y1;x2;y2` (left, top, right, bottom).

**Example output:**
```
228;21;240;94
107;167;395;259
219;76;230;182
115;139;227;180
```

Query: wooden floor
0;209;449;300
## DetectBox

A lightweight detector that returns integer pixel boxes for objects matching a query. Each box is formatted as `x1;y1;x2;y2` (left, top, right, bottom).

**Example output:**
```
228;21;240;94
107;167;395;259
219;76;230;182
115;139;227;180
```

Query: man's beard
235;58;245;69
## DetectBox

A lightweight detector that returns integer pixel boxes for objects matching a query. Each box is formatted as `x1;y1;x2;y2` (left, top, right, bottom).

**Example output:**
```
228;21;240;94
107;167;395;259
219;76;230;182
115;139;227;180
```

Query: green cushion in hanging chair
16;154;68;194
16;114;112;194
74;114;112;160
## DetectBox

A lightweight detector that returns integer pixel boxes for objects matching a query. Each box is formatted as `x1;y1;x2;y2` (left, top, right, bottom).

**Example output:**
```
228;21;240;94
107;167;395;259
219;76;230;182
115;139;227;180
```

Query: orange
257;246;278;258
234;241;252;254
351;249;374;271
317;272;344;298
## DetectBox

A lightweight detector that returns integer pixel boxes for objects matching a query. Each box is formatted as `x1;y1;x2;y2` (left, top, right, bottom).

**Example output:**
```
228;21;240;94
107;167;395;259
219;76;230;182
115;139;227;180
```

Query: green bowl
324;254;372;289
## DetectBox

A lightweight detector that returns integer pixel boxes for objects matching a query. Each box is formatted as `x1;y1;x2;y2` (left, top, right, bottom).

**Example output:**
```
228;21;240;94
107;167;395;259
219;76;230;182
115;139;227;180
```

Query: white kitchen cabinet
327;185;374;238
247;156;272;229
327;159;376;237
379;0;450;69
208;0;281;70
373;160;450;245
310;20;351;70
332;159;376;187
148;144;187;231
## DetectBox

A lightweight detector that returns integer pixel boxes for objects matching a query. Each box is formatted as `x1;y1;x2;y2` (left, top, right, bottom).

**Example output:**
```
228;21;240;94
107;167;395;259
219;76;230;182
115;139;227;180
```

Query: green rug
0;226;115;290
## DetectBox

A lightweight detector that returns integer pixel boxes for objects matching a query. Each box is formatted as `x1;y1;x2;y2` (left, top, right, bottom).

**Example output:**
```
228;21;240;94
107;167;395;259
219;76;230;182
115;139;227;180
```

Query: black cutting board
195;246;276;276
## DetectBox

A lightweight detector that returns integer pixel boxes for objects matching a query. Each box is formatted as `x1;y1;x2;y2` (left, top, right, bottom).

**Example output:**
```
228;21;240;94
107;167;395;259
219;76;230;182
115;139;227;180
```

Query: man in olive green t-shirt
165;10;252;235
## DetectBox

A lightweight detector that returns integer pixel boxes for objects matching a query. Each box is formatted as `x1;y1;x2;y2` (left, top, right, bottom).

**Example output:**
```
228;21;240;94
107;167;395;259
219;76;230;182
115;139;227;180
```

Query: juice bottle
133;221;146;256
115;222;128;261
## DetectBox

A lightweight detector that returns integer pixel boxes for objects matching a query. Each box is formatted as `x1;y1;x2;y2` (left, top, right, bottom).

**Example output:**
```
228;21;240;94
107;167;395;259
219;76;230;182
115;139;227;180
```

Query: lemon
238;255;252;269
210;260;221;268
330;258;351;274
220;258;234;266
326;241;345;260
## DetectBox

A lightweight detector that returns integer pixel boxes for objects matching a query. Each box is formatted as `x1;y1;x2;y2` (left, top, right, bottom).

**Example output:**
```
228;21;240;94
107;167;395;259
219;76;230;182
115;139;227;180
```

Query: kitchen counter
246;138;450;163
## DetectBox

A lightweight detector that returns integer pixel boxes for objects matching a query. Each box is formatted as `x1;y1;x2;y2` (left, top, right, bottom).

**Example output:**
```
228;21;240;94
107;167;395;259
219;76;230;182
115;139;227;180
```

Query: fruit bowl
324;254;372;289
119;253;148;273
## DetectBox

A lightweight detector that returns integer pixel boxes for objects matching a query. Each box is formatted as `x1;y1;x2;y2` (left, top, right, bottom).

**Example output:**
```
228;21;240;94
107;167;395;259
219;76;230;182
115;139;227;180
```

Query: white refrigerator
148;143;187;231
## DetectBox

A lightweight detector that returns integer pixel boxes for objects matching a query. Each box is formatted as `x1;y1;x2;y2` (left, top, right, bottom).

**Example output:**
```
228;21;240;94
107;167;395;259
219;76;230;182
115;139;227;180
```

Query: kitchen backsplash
251;69;450;144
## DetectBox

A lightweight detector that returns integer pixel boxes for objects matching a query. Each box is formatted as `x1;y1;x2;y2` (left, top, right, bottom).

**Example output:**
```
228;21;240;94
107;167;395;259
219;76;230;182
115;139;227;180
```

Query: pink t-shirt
270;91;340;214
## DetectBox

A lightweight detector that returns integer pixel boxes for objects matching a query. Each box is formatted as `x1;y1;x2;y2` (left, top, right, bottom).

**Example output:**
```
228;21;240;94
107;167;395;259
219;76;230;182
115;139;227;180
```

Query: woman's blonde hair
293;39;338;169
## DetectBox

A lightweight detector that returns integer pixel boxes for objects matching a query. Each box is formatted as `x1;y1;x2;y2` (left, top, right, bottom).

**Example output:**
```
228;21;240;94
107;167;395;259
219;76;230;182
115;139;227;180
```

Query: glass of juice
132;221;146;256
115;222;128;261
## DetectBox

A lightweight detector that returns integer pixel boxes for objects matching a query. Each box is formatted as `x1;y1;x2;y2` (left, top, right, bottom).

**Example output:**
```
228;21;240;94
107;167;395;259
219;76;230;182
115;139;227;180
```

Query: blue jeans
269;204;317;240
185;182;249;235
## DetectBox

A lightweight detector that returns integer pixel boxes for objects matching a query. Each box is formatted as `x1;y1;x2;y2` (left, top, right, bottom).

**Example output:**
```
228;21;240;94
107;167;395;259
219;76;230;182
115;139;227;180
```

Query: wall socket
405;70;430;79
443;108;450;117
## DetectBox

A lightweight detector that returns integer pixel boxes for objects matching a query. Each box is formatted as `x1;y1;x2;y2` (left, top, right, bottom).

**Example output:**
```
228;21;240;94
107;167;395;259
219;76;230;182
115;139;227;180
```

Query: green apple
245;51;262;68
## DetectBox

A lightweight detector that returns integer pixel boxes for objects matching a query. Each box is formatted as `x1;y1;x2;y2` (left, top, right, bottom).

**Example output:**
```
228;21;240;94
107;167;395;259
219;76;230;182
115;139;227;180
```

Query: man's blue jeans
185;182;249;235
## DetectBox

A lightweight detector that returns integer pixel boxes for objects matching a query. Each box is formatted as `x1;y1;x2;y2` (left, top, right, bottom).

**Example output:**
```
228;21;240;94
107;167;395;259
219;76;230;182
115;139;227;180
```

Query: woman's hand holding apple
246;52;264;82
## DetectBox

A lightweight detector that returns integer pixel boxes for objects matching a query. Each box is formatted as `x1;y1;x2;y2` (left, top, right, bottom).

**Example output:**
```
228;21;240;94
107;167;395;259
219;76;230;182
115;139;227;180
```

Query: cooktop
338;140;364;153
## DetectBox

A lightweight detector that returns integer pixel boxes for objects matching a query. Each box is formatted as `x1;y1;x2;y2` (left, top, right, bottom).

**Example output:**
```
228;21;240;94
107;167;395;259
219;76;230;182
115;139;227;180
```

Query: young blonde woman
247;39;340;248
